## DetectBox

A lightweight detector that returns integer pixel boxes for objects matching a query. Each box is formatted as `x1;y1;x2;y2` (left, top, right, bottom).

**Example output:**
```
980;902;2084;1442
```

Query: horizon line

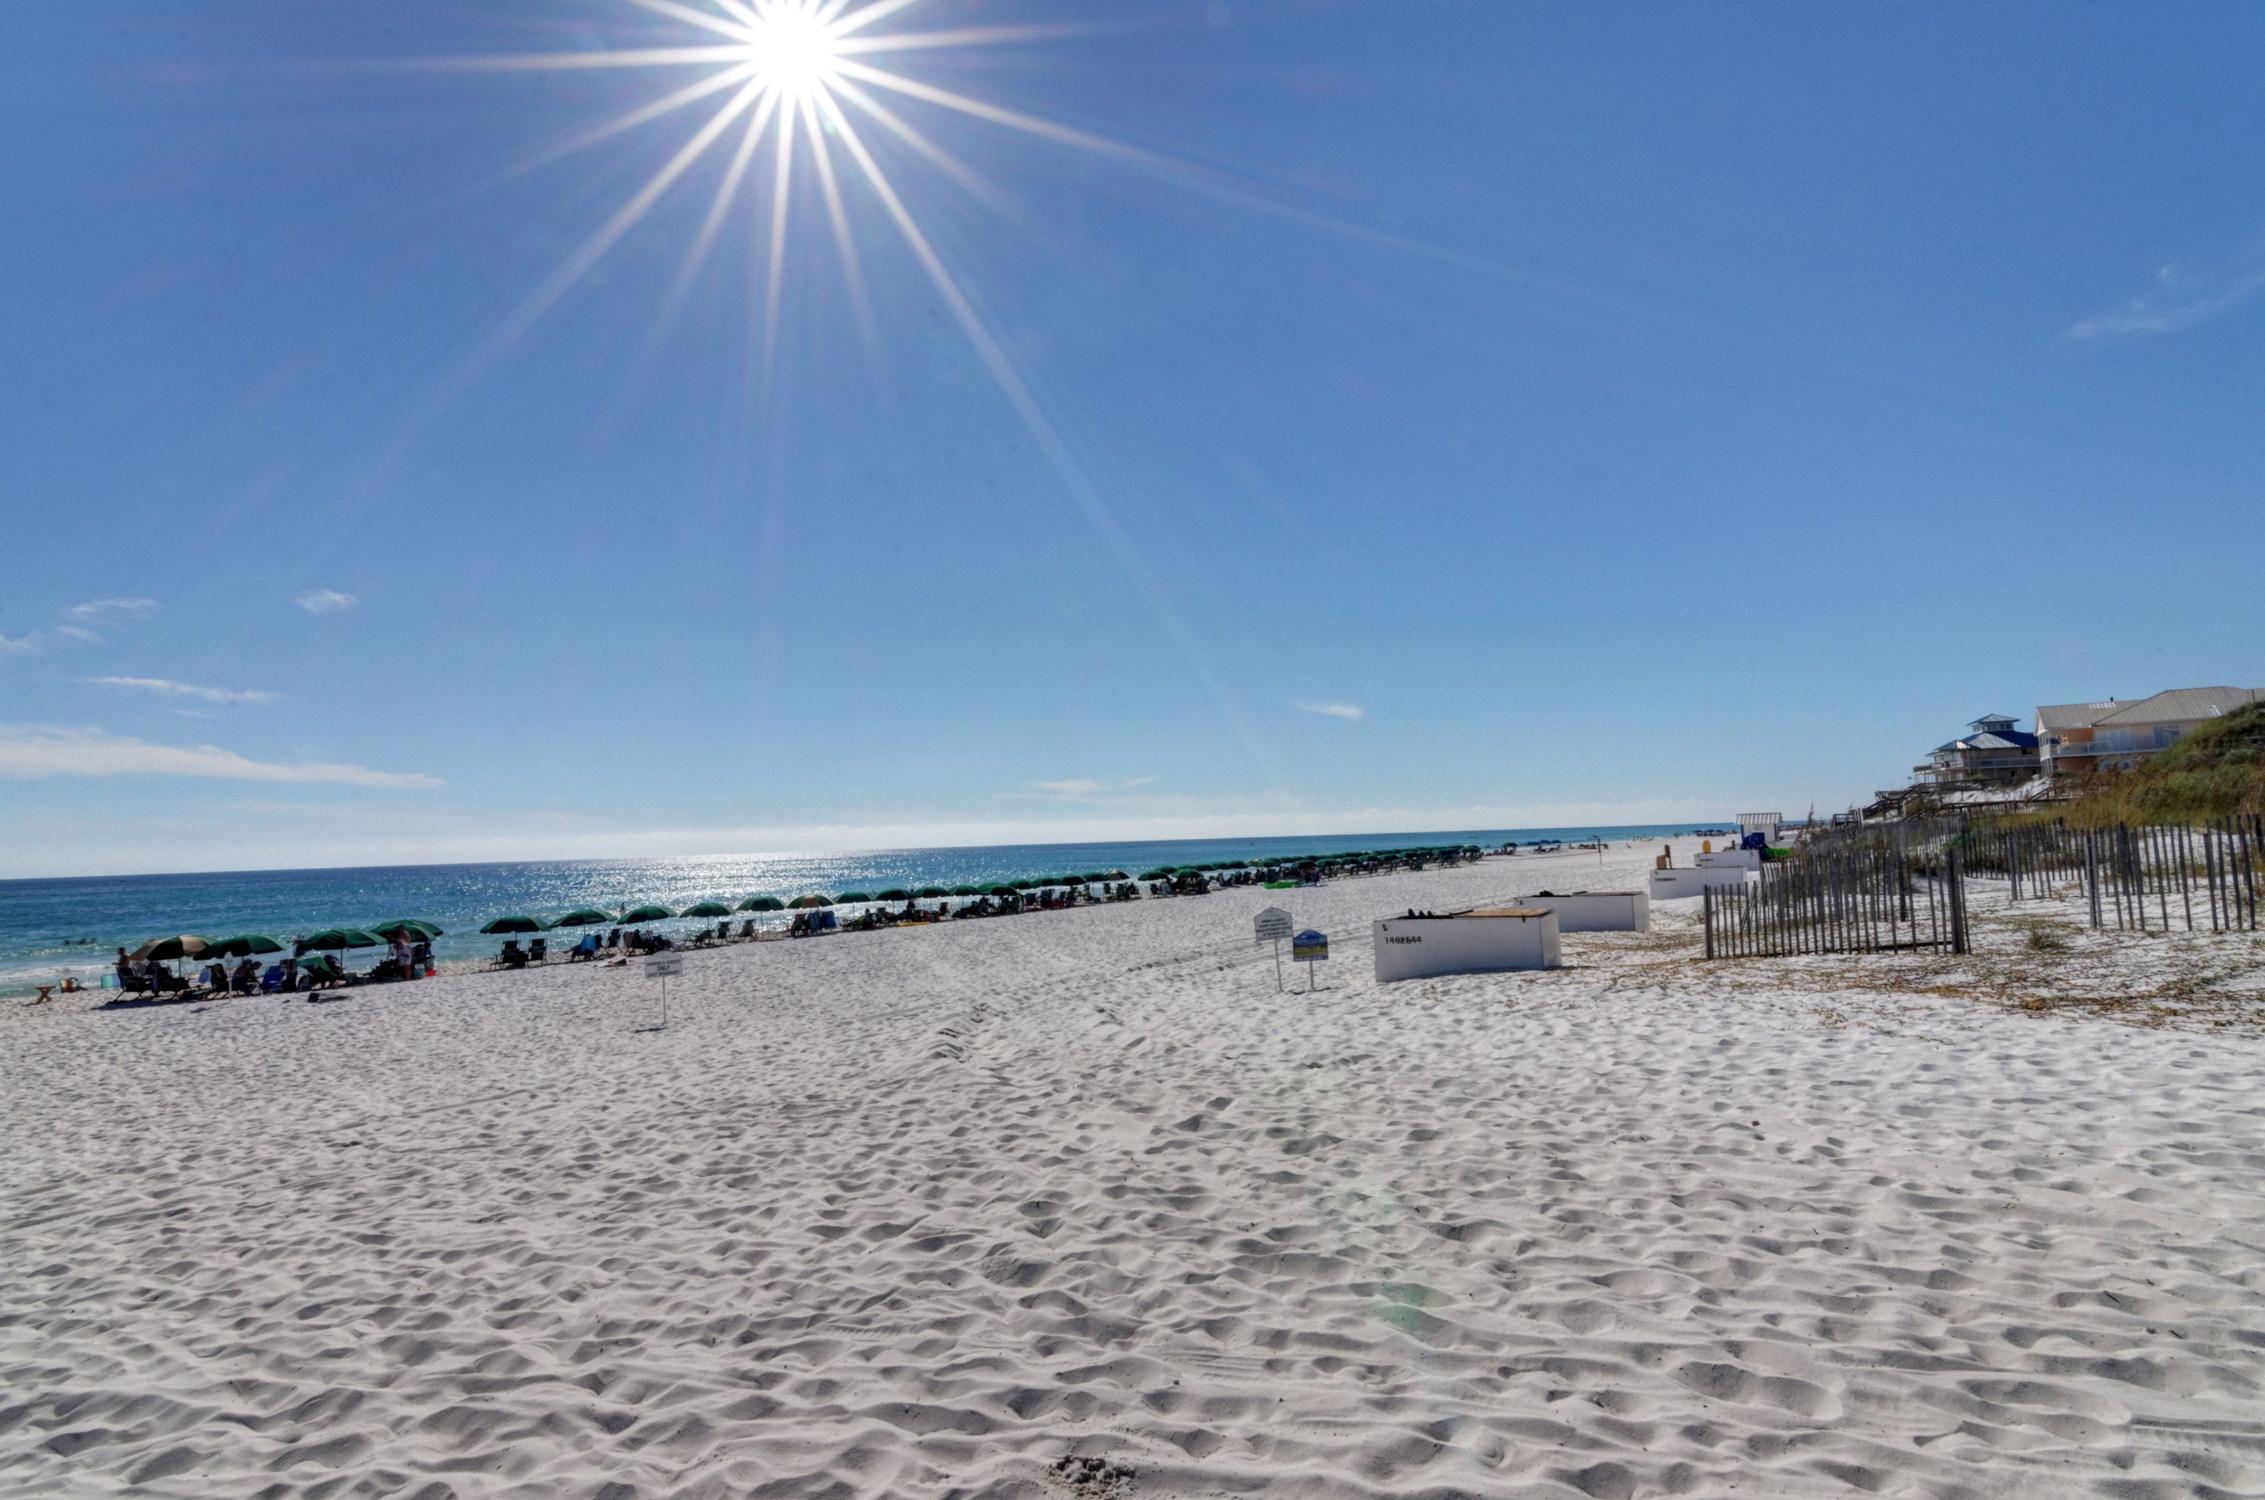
0;817;1732;885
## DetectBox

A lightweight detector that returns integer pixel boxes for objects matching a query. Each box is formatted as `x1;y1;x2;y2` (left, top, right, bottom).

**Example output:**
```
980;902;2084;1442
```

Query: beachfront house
2037;686;2265;778
1913;714;2040;790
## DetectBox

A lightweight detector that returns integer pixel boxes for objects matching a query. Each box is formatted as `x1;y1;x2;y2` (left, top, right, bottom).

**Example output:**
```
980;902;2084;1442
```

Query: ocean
0;823;1719;996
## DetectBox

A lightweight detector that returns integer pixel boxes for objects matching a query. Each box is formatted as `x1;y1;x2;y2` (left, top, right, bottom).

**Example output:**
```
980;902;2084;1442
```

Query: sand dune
5;842;2263;1498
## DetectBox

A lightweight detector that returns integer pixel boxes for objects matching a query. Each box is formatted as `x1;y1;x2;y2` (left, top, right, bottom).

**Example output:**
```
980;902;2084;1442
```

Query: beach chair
260;966;285;994
568;934;599;962
529;938;548;964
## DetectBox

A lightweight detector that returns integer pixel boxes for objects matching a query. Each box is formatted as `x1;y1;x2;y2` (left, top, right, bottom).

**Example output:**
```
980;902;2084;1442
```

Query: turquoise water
0;824;1717;995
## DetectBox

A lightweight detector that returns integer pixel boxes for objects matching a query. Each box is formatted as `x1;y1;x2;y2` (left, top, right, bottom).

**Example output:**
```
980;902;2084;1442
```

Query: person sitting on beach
114;947;135;987
231;960;259;994
60;976;81;995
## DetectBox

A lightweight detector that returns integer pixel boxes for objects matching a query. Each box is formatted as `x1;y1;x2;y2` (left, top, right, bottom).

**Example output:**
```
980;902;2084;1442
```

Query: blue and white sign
1291;930;1329;961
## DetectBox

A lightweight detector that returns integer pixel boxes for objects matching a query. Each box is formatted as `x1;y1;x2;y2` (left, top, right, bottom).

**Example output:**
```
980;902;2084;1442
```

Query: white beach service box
1508;890;1650;932
1695;848;1762;871
1648;866;1753;900
1374;908;1562;982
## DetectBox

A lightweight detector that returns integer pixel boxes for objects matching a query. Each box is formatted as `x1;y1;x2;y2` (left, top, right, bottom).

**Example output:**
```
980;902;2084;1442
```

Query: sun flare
733;2;841;100
408;0;1278;776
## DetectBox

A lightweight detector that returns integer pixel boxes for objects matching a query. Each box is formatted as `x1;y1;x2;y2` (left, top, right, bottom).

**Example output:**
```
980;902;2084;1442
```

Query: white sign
1254;907;1293;943
646;953;684;978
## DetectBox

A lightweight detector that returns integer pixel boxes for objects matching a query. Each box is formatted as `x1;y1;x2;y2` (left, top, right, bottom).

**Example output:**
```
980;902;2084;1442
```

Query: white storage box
1509;890;1649;932
1649;866;1752;900
1374;908;1562;982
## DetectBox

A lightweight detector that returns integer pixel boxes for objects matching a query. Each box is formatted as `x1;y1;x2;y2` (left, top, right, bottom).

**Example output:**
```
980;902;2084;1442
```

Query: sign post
643;952;683;1031
1291;929;1329;992
1254;906;1292;991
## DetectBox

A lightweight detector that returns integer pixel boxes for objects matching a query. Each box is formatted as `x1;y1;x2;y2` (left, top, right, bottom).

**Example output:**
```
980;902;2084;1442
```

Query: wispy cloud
89;676;279;706
2066;258;2265;340
48;624;103;645
67;598;160;621
0;726;440;788
1015;775;1164;801
0;633;35;656
294;589;359;615
1296;700;1366;721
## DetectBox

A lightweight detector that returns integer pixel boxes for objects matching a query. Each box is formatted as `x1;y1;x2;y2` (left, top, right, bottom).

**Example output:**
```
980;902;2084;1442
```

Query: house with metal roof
1913;714;2041;789
2037;686;2264;777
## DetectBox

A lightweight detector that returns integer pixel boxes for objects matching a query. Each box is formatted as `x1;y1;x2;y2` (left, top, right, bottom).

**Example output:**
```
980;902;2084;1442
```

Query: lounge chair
260;965;286;994
529;938;548;964
568;934;600;962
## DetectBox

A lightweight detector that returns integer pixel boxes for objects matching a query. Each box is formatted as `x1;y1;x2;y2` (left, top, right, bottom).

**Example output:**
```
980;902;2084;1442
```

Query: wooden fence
1705;836;1968;960
1956;816;2260;933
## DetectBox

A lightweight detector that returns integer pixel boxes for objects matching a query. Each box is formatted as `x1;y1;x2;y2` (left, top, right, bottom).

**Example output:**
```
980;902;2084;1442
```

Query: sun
734;2;841;100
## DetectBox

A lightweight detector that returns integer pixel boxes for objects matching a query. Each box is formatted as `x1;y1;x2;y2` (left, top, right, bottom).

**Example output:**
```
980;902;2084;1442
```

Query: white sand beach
4;840;2263;1499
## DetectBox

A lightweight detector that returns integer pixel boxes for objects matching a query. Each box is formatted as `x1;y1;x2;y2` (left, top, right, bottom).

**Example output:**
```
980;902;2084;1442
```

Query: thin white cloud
1022;775;1163;800
89;676;279;706
295;589;359;615
67;597;159;621
0;633;35;656
0;726;440;789
2066;260;2265;340
48;624;104;645
1035;778;1105;796
1296;700;1366;720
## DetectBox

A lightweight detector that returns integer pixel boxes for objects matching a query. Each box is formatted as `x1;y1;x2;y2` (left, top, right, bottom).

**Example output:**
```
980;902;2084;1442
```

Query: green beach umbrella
208;934;286;959
681;900;735;919
301;928;383;950
129;934;212;963
739;896;786;913
372;919;443;941
949;885;982;897
619;905;674;924
1010;879;1037;891
478;915;548;935
985;884;1017;897
554;908;616;927
876;889;913;902
788;894;832;910
834;891;875;905
915;887;949;899
1138;869;1170;881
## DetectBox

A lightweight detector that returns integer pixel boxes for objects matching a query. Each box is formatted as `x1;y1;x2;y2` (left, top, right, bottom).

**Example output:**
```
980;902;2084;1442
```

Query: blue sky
3;0;2261;877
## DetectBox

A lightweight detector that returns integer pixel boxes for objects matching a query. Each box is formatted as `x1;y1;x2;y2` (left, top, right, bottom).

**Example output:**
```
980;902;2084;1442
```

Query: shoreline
0;824;1726;1001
